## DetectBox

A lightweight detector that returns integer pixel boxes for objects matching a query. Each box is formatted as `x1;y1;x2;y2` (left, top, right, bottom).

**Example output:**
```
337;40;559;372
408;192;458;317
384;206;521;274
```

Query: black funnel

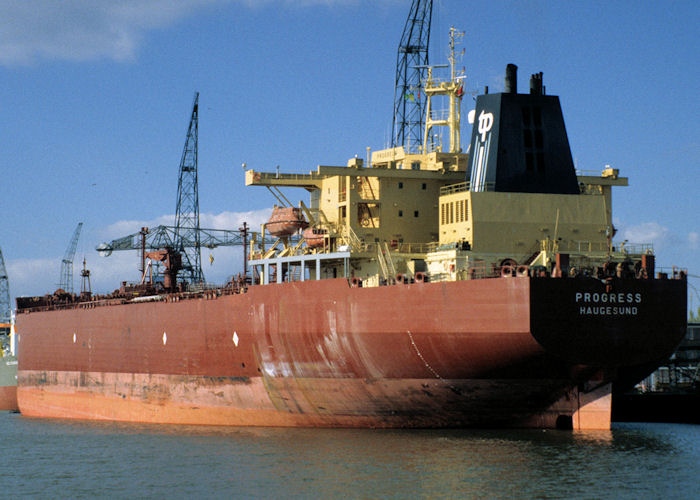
505;64;518;94
467;68;580;195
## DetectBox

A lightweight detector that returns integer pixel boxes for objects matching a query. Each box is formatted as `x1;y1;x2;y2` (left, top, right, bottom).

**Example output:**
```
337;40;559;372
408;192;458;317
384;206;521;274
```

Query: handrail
439;181;495;195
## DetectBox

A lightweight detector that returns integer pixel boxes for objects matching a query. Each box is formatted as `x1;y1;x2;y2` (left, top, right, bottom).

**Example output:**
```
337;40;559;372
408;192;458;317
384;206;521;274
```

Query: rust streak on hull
18;370;598;428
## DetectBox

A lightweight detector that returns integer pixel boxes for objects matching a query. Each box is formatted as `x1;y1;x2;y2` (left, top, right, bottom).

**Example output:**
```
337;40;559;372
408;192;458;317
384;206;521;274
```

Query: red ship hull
15;276;686;429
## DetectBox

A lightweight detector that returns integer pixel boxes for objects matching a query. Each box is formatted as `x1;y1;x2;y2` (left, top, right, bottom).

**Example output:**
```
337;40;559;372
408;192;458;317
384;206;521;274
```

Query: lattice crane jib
96;225;272;285
59;222;83;294
391;0;433;153
99;225;254;253
0;246;10;326
174;92;203;284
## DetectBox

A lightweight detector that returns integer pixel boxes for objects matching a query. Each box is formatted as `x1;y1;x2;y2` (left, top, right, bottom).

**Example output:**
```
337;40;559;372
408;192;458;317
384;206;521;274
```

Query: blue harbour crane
98;93;266;286
58;222;83;294
0;246;10;330
391;0;433;153
174;92;203;284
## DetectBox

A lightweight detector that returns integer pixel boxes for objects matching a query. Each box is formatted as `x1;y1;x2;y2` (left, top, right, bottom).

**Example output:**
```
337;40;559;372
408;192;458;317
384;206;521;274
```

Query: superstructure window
398;210;403;217
414;211;419;218
421;183;427;190
398;182;403;189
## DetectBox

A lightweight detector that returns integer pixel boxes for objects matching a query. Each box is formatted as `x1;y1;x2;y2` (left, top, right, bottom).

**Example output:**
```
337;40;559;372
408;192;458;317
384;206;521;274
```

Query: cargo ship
0;316;18;412
15;31;686;430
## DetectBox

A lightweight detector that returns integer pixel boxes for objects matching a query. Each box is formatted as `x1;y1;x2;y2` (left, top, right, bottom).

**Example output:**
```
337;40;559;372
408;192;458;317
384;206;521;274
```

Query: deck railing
439;181;495;195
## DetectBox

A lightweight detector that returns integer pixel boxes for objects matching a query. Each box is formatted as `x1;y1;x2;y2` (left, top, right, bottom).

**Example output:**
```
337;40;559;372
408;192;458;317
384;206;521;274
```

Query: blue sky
1;0;698;310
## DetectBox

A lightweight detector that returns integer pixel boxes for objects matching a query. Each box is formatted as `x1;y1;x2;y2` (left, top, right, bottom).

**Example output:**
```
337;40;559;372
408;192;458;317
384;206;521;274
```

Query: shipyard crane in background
0;246;11;333
96;223;267;284
98;225;251;256
391;0;433;153
97;93;266;286
58;222;83;294
174;92;203;284
95;93;263;286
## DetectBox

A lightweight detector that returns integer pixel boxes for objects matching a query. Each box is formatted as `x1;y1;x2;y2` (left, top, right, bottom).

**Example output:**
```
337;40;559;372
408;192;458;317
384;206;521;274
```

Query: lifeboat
302;227;328;248
266;206;308;237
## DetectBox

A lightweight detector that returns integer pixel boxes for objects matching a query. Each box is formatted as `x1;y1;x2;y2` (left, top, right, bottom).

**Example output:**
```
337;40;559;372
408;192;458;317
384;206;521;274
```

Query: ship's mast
422;27;465;154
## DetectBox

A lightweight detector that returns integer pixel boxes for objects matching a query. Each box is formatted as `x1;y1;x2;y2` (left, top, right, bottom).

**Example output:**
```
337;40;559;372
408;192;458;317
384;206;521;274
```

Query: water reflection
5;414;699;499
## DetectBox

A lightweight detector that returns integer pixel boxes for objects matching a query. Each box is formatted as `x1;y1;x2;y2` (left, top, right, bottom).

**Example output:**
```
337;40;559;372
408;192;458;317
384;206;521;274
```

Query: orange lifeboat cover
267;207;308;237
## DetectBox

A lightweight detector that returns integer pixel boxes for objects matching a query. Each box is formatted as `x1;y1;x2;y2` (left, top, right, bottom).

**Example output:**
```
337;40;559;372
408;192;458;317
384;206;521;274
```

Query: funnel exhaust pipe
505;64;518;94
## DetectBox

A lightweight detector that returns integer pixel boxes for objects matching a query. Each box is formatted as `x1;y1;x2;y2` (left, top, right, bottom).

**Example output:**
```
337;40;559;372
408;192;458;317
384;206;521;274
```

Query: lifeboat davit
266;206;308;237
302;227;327;248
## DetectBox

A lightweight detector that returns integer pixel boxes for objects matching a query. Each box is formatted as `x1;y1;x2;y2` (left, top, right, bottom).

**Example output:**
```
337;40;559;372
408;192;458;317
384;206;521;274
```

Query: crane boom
97;225;256;254
58;222;83;294
391;0;432;153
174;92;203;284
0;246;10;327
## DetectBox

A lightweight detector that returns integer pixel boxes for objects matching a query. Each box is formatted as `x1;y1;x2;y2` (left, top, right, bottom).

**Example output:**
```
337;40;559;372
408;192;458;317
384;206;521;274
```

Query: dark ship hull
15;275;686;429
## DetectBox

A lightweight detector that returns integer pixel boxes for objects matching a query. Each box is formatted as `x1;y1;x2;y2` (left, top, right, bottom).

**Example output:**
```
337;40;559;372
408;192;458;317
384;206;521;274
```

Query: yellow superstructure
243;31;651;287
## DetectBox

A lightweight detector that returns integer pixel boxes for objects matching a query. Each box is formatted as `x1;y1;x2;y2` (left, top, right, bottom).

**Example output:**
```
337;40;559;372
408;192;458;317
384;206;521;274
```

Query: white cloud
620;222;671;247
6;257;56;298
7;209;271;301
0;0;394;65
100;208;270;240
689;232;699;250
101;214;175;240
0;0;224;65
6;250;139;299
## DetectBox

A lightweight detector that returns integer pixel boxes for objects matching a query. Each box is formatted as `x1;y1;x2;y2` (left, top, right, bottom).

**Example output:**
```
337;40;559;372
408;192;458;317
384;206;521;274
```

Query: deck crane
58;222;83;294
391;0;433;153
174;92;203;285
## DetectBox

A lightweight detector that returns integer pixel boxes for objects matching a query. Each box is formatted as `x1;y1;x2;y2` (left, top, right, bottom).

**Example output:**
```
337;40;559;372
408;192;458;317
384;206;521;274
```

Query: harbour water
1;412;697;499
